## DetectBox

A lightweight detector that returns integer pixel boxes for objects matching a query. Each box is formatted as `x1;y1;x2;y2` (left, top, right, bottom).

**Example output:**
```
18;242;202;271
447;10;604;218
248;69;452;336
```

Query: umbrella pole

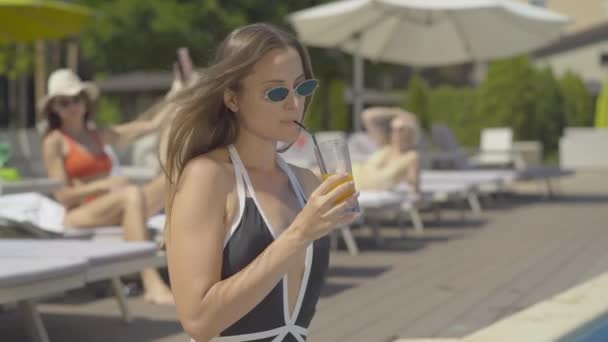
67;41;79;71
35;41;47;122
353;35;364;131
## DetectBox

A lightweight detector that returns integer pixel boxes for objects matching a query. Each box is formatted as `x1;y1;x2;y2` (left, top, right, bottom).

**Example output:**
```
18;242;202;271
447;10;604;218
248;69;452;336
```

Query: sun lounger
0;129;64;196
0;178;64;196
394;178;482;216
426;167;573;198
421;170;510;208
423;169;512;186
358;181;480;243
0;193;168;330
357;190;423;245
4;127;158;185
0;192;165;241
0;257;87;342
359;178;484;242
430;124;575;197
0;239;165;326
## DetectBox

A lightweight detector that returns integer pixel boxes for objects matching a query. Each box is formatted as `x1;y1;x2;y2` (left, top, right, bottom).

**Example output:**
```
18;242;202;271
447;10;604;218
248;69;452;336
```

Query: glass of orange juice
316;137;360;213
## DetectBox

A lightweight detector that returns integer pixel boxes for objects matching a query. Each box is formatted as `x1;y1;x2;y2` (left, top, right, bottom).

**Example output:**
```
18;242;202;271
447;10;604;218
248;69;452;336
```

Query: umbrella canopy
288;0;568;66
0;0;92;43
288;0;569;130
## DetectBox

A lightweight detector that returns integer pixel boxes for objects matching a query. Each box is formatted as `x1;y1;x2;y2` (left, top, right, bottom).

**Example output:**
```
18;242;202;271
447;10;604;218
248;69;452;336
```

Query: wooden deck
311;172;608;342
1;171;607;342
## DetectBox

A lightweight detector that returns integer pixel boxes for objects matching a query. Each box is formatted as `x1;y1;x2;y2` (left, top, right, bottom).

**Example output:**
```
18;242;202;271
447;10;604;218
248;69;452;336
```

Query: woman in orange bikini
40;68;175;304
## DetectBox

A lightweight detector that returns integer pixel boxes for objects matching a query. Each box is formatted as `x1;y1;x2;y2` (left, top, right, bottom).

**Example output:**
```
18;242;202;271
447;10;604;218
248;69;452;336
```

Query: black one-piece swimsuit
191;145;330;342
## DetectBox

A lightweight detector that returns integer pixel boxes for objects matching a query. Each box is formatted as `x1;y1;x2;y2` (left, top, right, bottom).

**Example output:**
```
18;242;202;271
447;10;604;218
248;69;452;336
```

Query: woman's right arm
167;157;358;341
42;133;127;207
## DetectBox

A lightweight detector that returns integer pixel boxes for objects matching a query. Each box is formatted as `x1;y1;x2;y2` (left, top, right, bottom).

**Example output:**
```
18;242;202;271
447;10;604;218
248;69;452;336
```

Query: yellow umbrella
0;0;92;43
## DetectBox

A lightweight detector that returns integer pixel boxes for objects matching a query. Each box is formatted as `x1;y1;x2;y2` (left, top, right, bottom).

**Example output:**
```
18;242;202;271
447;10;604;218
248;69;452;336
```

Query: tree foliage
404;73;430;132
559;71;594;127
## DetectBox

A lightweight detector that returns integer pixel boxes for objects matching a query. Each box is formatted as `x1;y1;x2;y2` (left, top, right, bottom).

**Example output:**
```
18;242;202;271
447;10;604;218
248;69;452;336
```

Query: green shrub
306;78;348;131
478;56;537;131
404;73;430;131
559;71;594;127
595;80;608;128
95;96;122;126
477;56;569;156
306;85;324;131
531;67;565;154
427;86;479;147
328;79;348;131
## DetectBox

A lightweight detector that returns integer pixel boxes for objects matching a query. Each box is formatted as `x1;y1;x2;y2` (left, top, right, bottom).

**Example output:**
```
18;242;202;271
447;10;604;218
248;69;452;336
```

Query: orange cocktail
316;137;360;213
321;173;355;203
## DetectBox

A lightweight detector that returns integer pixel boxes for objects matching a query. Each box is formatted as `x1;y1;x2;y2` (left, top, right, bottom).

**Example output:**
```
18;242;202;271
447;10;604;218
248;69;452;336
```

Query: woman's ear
223;89;239;113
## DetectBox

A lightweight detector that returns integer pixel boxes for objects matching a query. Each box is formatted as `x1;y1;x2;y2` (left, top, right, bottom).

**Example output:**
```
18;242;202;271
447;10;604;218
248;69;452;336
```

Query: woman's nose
284;91;300;110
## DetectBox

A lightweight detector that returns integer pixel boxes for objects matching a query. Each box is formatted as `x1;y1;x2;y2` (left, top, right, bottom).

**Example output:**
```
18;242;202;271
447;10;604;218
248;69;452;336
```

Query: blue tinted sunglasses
264;79;319;103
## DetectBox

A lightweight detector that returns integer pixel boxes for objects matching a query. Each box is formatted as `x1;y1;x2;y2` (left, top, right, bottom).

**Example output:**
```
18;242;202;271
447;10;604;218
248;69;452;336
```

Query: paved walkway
2;171;607;342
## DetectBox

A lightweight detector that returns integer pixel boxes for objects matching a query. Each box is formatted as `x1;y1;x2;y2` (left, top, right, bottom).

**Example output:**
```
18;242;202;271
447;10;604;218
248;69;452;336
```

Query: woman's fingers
311;173;350;197
323;191;359;219
323;180;356;205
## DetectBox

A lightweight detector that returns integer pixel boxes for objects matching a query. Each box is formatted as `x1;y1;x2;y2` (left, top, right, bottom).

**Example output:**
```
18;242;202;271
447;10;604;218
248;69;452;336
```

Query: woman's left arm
99;101;176;146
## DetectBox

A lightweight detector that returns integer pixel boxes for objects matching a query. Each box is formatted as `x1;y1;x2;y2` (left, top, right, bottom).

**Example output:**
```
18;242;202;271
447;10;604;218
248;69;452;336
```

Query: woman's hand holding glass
290;173;360;243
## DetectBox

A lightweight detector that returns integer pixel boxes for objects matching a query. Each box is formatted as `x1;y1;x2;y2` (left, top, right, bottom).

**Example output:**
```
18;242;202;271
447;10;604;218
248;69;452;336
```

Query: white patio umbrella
287;0;569;130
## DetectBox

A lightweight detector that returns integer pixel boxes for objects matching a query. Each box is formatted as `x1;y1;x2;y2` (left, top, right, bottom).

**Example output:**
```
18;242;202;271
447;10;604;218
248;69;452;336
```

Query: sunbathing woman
40;68;174;304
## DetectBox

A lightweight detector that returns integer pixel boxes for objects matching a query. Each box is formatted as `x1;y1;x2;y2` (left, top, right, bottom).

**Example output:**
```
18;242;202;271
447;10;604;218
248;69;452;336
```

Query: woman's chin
276;127;300;142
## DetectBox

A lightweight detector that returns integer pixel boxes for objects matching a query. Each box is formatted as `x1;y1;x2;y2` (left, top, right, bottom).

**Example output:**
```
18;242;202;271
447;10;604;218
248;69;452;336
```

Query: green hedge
404;73;430;131
560;71;594;127
404;56;593;156
95;96;122;126
306;78;348;131
427;86;480;147
306;56;593;157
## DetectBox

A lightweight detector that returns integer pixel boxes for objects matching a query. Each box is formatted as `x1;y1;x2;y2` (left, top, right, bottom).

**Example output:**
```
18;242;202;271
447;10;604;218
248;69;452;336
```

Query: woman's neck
61;120;87;137
233;133;277;173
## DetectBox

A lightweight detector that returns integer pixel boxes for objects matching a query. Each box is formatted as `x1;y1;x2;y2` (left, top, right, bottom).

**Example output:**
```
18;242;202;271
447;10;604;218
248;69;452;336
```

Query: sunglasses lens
295;79;318;97
267;87;290;102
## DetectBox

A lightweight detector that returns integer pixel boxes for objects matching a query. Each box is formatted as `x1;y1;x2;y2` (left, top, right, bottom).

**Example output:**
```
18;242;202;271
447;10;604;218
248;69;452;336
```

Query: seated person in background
352;107;421;193
40;68;177;305
140;56;202;218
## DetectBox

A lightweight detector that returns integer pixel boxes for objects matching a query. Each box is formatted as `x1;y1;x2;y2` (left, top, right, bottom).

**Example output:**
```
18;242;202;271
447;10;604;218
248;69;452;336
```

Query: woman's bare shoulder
178;147;234;191
182;148;230;175
41;130;65;153
42;130;63;144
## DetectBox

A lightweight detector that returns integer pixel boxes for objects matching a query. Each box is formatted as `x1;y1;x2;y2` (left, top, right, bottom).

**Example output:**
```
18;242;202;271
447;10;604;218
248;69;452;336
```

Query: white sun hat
38;68;99;119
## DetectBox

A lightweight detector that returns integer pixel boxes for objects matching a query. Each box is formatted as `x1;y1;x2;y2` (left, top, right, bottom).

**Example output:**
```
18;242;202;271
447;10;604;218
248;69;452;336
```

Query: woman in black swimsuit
163;23;360;342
